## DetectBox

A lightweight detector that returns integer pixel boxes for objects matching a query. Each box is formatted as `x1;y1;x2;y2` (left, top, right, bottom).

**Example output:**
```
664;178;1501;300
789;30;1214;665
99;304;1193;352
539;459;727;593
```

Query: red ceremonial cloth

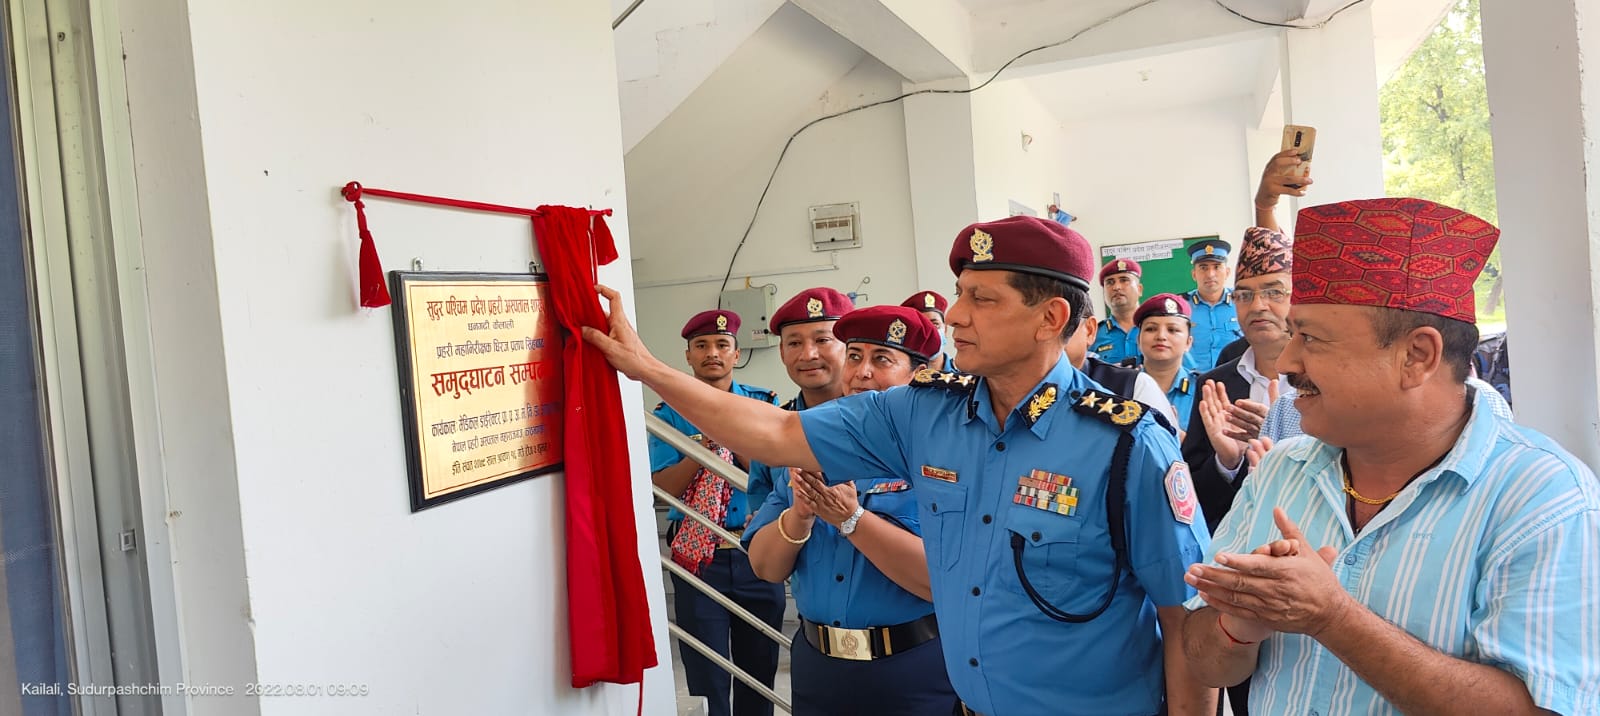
531;206;658;688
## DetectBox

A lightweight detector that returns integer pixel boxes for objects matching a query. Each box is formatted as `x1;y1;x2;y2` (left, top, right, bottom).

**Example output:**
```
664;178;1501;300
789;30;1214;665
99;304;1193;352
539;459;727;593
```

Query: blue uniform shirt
1093;317;1140;366
743;474;932;628
1154;366;1199;433
745;392;816;515
797;357;1210;715
1184;288;1241;371
648;381;778;525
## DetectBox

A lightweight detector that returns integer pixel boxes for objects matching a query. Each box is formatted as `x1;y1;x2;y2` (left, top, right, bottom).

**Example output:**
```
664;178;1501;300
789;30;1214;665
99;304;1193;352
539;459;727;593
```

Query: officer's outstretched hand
582;284;659;381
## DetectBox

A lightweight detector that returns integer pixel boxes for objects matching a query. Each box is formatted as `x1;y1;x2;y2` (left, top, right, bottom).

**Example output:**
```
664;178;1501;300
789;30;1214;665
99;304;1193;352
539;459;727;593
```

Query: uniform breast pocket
1004;507;1083;601
917;479;968;570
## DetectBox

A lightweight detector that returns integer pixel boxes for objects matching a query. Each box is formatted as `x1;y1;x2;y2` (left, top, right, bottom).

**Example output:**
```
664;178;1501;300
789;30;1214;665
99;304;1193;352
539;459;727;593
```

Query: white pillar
1279;5;1386;208
903;79;982;291
1481;0;1600;466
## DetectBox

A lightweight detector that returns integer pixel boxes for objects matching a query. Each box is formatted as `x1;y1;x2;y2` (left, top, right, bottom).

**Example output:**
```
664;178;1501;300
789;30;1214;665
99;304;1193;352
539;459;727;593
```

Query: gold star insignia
1080;394;1099;409
1098;400;1117;415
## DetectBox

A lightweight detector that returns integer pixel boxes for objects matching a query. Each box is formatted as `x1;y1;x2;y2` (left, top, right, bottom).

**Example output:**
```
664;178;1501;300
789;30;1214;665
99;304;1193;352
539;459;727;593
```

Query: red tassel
343;182;391;308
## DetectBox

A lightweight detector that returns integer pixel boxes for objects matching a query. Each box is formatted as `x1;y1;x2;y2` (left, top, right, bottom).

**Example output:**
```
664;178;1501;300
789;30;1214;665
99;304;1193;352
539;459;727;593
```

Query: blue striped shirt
1189;386;1600;715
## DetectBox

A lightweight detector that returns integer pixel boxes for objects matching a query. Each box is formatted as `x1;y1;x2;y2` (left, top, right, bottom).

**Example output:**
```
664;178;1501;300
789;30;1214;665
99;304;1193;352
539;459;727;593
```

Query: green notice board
1097;235;1221;303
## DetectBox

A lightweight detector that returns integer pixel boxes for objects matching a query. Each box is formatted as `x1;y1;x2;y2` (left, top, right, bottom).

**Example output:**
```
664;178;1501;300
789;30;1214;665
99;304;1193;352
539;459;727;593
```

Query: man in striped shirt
1180;198;1600;715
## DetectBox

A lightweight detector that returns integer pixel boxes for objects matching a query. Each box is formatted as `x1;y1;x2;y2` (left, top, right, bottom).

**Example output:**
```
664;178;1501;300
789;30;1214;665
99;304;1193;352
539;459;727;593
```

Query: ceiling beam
790;0;972;83
966;0;1278;78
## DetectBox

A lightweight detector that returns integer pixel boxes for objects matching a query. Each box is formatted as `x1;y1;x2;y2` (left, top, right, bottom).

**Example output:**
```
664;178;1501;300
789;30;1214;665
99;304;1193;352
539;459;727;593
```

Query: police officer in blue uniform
1183;239;1241;372
587;216;1216;716
1094;258;1143;366
745;305;955;715
902;290;954;372
745;287;854;516
1136;293;1199;433
648;309;785;716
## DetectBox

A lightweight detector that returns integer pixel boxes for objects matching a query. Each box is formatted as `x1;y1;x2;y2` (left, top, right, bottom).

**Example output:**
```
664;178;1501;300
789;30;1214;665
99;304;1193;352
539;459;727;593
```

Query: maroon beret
1134;293;1192;325
835;306;940;364
1098;258;1142;283
681;309;740;340
769;287;854;334
1293;198;1499;323
901;290;948;317
948;216;1094;291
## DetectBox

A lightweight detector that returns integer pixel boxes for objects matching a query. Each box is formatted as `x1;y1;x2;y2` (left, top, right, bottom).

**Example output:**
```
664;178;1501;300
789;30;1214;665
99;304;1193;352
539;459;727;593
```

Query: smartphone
1281;125;1316;185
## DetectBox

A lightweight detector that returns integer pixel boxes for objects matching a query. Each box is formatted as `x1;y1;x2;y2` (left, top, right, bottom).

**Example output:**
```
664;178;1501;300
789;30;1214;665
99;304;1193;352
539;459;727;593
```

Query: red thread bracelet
1218;613;1258;646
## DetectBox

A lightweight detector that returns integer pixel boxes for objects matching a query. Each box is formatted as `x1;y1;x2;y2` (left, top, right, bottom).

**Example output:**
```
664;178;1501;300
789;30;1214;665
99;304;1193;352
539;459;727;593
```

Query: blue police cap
1187;239;1232;264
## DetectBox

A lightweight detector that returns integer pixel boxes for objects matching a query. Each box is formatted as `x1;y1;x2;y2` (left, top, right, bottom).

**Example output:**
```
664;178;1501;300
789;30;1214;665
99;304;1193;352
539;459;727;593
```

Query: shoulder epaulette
1071;389;1150;431
909;367;977;394
751;389;777;403
653;401;666;412
781;398;799;411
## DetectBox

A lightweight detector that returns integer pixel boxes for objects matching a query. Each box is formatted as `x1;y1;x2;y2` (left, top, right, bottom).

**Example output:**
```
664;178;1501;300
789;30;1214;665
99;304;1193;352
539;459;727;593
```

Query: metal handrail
644;413;749;492
668;623;792;713
661;559;793;648
652;486;748;555
646;413;794;713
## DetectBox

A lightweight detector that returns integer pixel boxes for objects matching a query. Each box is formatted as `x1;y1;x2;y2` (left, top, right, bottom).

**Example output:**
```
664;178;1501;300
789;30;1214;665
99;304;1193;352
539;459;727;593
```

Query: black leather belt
800;613;938;661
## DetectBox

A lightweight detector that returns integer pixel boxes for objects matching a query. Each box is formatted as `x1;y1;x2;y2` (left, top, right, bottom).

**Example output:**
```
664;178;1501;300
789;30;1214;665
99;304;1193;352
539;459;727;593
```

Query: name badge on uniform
921;465;958;483
864;479;910;494
1013;469;1079;516
1094;343;1113;353
1165;461;1197;525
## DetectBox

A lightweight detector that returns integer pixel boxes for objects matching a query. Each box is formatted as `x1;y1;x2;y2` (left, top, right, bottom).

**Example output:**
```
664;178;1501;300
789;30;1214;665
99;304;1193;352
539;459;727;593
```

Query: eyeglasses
1233;288;1290;304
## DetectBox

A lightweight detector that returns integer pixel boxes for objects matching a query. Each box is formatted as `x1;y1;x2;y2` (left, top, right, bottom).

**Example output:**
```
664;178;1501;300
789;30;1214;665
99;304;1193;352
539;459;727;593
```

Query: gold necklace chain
1341;461;1404;505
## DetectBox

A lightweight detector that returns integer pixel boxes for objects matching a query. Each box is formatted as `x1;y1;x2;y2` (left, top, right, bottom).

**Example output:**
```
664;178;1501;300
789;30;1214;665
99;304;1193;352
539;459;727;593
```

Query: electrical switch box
718;286;779;349
810;202;861;251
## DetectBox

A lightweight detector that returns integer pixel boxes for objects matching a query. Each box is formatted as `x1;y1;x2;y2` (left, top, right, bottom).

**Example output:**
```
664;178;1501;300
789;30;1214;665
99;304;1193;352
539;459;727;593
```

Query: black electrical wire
716;0;1166;300
612;0;646;30
714;0;1372;300
1212;0;1370;30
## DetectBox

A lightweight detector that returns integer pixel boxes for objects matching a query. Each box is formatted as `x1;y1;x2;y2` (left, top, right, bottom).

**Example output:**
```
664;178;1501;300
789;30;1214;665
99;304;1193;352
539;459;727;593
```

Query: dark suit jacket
1217;337;1249;368
1180;357;1253;534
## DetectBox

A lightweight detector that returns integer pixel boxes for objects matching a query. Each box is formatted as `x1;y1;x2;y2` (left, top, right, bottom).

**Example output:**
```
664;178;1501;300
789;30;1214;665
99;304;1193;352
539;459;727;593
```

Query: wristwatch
838;505;866;536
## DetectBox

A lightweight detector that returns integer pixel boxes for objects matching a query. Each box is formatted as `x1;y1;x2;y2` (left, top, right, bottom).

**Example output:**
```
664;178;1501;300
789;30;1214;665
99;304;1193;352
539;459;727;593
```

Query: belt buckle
718;528;744;549
822;625;873;661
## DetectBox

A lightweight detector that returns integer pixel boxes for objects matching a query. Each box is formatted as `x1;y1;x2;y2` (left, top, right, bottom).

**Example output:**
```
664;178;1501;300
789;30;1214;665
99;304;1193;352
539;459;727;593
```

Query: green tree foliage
1380;0;1504;322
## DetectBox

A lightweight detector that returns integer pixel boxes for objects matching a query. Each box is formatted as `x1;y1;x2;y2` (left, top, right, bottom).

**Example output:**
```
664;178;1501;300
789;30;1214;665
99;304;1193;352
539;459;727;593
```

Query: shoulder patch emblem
1073;389;1148;430
1165;461;1197;525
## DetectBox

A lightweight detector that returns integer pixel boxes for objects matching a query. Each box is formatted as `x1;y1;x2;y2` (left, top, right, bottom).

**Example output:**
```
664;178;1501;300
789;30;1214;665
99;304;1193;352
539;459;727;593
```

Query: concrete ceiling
1021;35;1278;124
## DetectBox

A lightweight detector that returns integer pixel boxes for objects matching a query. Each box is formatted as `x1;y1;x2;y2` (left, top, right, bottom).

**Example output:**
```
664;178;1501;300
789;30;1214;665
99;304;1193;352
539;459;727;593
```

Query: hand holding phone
1281;125;1316;187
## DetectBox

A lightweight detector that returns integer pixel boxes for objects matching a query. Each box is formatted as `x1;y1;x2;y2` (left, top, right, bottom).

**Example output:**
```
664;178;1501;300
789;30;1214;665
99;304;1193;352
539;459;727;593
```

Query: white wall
614;0;786;152
629;40;923;402
120;0;673;713
1057;98;1256;316
971;79;1070;222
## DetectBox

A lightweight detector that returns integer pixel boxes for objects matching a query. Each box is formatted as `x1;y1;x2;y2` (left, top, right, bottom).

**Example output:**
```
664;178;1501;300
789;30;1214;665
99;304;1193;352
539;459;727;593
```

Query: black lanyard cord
1011;431;1134;623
